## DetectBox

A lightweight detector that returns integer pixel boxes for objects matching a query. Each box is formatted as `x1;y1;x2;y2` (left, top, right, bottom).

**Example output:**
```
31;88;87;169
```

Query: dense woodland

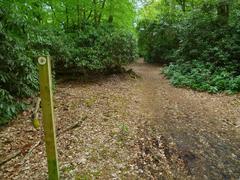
1;0;240;124
0;0;138;124
138;0;240;93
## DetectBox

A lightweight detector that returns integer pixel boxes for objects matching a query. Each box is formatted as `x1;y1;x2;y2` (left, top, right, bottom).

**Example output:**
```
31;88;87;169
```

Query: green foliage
0;89;26;125
0;0;138;125
138;0;240;93
137;13;180;63
0;22;38;125
163;62;240;94
28;25;137;73
163;3;240;93
99;29;137;69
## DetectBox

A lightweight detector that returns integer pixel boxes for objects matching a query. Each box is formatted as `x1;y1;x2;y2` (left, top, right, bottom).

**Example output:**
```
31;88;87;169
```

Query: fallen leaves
1;61;240;179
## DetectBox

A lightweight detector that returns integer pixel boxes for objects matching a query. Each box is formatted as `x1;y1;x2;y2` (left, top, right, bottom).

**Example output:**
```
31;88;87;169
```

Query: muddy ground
0;60;240;179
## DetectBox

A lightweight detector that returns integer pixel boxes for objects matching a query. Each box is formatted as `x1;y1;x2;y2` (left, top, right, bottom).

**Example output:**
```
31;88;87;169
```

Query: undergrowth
138;1;240;94
163;61;240;94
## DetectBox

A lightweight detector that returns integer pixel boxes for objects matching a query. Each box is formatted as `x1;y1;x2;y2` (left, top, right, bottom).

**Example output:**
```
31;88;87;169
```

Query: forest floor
0;60;240;179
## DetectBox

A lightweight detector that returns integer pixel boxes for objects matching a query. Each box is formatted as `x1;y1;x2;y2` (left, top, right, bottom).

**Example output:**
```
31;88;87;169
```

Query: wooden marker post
38;56;59;180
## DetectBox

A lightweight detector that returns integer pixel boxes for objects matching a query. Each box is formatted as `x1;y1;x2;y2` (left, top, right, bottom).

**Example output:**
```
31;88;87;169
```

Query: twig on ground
0;150;22;166
0;116;87;167
58;115;88;136
20;140;41;165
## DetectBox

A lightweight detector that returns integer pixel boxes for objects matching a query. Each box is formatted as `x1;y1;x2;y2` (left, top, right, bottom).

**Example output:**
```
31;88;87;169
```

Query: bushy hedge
137;14;180;64
29;25;137;73
163;61;240;93
163;9;240;94
0;23;137;125
138;3;240;94
0;27;39;124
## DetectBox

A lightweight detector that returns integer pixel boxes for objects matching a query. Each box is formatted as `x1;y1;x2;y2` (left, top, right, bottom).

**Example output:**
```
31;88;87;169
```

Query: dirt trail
0;60;240;179
131;60;240;179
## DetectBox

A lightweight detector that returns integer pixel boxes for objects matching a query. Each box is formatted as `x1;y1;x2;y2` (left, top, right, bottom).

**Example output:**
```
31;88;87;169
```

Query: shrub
29;25;137;74
163;61;240;93
0;27;38;125
1;24;138;125
137;13;180;64
162;7;240;94
140;3;240;93
0;0;138;125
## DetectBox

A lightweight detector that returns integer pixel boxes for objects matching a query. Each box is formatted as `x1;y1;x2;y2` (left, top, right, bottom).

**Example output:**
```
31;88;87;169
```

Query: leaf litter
1;60;240;179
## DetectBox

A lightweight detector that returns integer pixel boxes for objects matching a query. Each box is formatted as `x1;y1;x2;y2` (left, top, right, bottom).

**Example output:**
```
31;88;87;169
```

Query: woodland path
130;60;240;179
1;60;240;179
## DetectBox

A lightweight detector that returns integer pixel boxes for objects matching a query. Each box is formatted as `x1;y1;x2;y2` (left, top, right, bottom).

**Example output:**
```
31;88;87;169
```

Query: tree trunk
97;0;107;25
182;0;186;12
108;0;114;24
65;7;69;29
108;15;113;23
49;4;56;24
217;0;229;25
77;4;80;28
93;0;98;26
176;0;186;12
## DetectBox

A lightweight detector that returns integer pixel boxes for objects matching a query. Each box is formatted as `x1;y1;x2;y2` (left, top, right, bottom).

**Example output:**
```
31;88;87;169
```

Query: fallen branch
20;140;41;165
0;150;21;166
58;115;87;136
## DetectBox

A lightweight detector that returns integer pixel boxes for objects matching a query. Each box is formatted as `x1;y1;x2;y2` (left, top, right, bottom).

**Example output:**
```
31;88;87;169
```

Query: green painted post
38;56;59;180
